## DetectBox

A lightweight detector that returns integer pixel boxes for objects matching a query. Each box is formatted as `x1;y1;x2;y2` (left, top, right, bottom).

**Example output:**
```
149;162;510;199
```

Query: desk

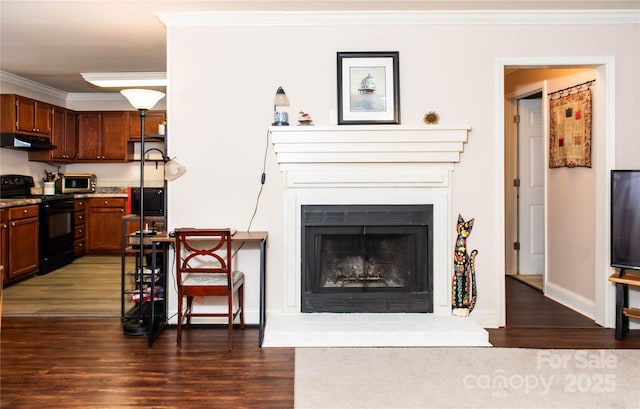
153;231;268;346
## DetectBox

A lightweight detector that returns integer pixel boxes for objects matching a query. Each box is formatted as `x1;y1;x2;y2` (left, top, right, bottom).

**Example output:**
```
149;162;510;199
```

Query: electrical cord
233;128;270;258
246;128;270;233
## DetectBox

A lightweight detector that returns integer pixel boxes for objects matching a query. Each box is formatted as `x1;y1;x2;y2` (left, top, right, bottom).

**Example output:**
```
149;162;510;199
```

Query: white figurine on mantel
297;110;313;126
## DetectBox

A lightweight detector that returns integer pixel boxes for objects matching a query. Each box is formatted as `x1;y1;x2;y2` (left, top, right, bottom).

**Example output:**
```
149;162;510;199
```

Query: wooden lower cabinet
86;198;126;254
1;209;8;285
74;199;87;257
1;205;39;285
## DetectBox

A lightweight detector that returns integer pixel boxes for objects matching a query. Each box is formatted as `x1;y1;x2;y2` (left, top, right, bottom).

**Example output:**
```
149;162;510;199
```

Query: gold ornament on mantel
423;111;439;125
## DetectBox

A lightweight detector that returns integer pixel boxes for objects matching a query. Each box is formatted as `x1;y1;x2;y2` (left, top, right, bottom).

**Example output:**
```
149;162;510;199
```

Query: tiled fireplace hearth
266;125;490;347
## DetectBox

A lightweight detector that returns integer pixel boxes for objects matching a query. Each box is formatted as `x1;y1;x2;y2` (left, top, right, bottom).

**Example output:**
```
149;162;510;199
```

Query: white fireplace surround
270;125;471;317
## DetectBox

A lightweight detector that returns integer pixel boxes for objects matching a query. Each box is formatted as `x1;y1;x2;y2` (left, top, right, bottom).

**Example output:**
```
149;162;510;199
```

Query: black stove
1;174;76;275
0;174;73;201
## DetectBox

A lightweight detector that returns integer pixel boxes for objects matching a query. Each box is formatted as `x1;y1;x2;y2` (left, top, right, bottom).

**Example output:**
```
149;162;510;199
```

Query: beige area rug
295;348;640;409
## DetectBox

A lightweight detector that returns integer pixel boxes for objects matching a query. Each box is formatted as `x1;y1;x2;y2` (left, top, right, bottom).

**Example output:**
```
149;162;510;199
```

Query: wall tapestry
549;82;593;168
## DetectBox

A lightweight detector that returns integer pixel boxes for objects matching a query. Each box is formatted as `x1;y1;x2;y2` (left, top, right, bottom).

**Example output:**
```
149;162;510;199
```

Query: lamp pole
129;108;147;333
139;108;146;241
120;89;165;336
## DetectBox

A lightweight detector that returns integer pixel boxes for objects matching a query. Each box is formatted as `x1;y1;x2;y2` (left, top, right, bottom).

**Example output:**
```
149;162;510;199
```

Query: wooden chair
175;228;245;351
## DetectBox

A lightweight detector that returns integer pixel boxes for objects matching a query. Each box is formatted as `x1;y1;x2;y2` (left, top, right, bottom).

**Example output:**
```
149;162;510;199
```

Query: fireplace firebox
301;204;433;313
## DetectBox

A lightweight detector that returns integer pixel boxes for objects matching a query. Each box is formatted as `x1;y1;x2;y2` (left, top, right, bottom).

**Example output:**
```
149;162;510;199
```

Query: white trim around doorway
496;56;616;328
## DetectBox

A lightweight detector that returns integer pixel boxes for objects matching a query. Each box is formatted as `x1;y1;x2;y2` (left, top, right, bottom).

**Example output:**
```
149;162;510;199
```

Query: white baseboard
544;281;595;320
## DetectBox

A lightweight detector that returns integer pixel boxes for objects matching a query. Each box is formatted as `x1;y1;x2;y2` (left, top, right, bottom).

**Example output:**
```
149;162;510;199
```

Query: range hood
0;133;56;150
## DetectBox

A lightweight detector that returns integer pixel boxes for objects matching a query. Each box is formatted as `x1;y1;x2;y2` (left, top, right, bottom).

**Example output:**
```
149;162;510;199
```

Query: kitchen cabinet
2;205;39;285
0;209;8;286
77;112;133;162
0;94;53;137
128;110;166;141
29;106;77;162
87;198;126;253
74;199;87;257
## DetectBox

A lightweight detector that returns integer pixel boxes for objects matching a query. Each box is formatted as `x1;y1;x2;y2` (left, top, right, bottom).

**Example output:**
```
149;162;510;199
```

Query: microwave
128;187;165;216
56;173;96;193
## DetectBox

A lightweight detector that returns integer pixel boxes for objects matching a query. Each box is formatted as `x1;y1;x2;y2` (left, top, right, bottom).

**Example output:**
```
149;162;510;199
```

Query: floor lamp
121;89;165;335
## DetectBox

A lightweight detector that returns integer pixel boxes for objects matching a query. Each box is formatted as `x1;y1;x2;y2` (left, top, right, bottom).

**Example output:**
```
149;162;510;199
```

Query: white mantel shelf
270;125;471;165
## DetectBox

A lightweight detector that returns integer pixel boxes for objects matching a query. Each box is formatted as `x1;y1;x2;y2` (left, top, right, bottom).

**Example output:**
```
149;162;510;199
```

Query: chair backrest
175;228;233;287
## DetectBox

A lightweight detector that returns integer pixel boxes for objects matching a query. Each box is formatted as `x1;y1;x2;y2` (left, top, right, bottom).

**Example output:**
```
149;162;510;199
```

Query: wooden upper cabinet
34;99;53;135
1;94;52;136
77;112;100;160
29;106;77;162
77;111;132;162
63;109;77;159
128;110;166;141
101;112;129;160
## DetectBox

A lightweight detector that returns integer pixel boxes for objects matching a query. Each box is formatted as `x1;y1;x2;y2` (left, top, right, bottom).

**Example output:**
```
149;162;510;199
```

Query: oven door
39;198;75;274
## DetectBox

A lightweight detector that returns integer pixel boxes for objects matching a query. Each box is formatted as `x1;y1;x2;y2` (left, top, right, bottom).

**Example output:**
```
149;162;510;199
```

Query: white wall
161;11;640;327
2;10;638;328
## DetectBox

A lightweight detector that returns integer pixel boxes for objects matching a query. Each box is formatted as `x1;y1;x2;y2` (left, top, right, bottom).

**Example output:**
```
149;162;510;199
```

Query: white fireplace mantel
269;124;472;317
270;125;471;166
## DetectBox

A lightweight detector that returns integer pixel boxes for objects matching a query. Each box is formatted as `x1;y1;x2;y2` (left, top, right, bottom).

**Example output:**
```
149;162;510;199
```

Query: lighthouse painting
337;51;400;125
349;67;386;112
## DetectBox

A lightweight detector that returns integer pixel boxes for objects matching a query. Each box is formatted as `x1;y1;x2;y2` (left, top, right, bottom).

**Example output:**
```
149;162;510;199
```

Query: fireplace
270;125;470;318
302;204;433;313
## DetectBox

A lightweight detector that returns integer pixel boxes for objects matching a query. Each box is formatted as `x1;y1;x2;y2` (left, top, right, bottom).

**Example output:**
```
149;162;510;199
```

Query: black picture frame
337;51;400;125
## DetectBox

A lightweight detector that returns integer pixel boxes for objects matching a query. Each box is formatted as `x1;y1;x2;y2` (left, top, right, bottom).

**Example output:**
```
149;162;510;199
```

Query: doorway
501;61;613;329
515;95;545;291
505;79;546;294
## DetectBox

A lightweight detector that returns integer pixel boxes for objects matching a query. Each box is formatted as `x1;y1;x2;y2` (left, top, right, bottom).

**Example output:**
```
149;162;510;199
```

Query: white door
517;97;545;275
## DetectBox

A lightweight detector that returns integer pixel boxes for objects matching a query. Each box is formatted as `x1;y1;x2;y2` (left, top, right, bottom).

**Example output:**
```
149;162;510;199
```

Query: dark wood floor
1;276;638;408
489;276;640;349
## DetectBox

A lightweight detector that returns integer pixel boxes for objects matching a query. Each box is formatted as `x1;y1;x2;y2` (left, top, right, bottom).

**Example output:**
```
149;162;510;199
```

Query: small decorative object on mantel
423;111;439;125
272;86;290;126
297;110;314;126
452;214;478;317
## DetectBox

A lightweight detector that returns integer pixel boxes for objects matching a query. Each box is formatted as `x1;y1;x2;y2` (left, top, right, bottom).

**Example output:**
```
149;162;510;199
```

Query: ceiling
1;0;637;94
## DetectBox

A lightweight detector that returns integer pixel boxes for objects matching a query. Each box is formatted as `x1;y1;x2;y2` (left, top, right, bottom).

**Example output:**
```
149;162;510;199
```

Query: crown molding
158;9;640;27
0;70;68;100
66;92;128;102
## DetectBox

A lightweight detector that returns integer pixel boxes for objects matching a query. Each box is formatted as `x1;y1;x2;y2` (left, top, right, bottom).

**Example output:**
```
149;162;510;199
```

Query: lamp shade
165;159;187;181
121;89;165;110
273;86;290;107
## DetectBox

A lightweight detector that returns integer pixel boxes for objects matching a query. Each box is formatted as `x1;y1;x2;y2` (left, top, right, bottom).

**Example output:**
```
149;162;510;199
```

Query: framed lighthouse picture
337;51;400;125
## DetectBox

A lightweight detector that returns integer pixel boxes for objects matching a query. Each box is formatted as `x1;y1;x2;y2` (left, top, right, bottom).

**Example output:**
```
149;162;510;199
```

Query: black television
611;170;640;270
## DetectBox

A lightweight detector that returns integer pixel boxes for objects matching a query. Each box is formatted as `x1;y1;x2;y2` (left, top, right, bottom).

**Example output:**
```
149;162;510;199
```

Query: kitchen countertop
0;189;128;208
74;193;128;199
0;198;42;208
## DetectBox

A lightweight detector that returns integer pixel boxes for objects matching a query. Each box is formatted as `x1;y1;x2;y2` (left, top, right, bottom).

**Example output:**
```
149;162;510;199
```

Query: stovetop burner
0;174;74;201
1;174;35;198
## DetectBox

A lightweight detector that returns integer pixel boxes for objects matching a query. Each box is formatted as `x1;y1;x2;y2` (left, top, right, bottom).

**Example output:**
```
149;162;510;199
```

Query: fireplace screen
313;229;418;289
302;205;433;313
